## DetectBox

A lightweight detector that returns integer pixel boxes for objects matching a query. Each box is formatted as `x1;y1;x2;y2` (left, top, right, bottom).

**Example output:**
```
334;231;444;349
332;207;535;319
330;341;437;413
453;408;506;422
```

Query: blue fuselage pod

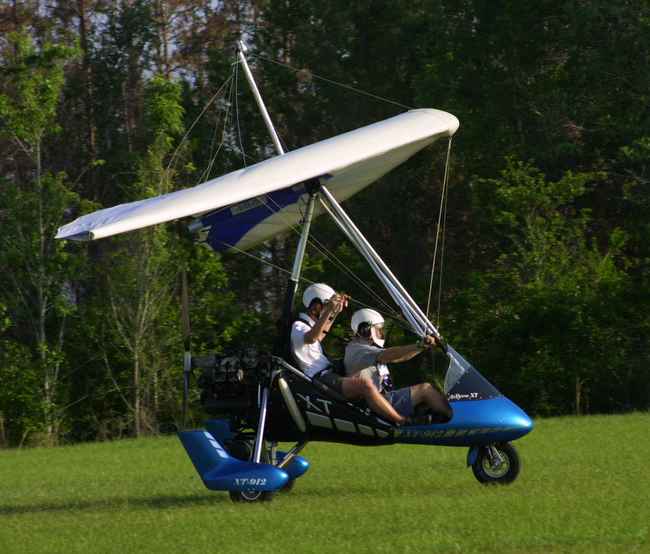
178;430;289;492
393;396;533;447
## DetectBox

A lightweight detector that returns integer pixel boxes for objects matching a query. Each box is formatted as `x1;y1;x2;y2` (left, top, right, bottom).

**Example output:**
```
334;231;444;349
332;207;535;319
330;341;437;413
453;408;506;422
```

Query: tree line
1;0;648;447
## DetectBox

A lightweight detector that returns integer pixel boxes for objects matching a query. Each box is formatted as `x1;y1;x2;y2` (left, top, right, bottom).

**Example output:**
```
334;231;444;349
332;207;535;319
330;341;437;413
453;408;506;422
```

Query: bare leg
341;377;405;425
410;383;452;422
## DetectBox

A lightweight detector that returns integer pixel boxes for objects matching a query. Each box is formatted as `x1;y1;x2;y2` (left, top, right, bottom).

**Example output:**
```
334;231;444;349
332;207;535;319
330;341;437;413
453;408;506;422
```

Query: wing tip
409;108;460;136
55;229;93;241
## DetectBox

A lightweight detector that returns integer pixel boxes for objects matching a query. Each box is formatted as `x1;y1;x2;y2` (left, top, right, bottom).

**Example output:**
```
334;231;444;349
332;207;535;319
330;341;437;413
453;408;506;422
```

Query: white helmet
302;283;335;308
351;308;385;347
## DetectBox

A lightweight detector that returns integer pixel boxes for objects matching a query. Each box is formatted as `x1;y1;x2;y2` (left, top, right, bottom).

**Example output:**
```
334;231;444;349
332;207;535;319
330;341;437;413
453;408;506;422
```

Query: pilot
344;308;453;424
290;283;413;425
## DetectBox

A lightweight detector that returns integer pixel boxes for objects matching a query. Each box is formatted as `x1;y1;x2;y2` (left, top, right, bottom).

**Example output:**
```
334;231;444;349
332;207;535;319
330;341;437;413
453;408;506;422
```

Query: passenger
290;283;413;425
345;308;453;424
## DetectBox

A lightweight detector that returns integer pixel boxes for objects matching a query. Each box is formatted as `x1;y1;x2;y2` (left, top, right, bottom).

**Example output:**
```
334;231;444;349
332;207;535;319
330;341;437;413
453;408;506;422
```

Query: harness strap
296;316;328;335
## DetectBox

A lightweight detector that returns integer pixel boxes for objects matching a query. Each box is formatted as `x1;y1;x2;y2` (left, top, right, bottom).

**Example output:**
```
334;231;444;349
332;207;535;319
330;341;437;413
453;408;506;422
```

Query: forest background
0;0;648;447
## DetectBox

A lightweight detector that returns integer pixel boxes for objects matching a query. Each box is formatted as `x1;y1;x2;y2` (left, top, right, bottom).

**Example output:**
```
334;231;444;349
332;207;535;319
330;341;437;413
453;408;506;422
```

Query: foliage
451;159;638;414
0;32;77;147
0;172;90;440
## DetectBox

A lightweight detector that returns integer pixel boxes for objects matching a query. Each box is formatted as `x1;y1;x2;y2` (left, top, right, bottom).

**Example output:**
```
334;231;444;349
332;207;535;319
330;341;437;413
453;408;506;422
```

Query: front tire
471;442;520;485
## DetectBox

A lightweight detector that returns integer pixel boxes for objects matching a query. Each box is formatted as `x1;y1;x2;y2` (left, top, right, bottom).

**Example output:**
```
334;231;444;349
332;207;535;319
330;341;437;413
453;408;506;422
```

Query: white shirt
290;313;331;377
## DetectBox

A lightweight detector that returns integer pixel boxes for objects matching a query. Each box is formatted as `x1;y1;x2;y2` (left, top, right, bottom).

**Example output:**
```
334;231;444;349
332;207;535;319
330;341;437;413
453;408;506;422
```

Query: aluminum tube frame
237;42;285;156
276;190;317;352
319;187;437;337
253;387;270;463
277;441;308;469
272;356;314;383
290;194;317;284
319;199;424;335
320;192;466;368
319;186;433;334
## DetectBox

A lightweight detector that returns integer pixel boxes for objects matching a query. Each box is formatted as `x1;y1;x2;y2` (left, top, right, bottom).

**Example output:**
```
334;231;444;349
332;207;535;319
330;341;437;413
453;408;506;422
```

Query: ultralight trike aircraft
56;43;533;502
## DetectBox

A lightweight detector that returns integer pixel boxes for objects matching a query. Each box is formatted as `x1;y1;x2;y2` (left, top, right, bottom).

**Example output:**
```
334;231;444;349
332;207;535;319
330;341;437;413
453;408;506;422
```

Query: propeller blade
181;268;191;428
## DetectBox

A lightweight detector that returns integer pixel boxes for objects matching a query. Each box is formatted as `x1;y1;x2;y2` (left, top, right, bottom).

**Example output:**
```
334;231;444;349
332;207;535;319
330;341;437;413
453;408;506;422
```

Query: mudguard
467;445;480;467
205;419;235;443
203;420;310;481
178;430;289;492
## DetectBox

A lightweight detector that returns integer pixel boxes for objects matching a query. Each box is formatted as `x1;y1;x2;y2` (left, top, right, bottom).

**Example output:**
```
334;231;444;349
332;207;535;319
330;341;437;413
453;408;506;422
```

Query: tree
452;158;638;414
0;32;88;444
98;75;185;436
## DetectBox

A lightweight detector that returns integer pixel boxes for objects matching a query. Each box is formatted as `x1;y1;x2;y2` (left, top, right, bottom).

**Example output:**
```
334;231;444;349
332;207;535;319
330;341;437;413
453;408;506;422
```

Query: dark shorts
385;386;414;417
314;369;344;394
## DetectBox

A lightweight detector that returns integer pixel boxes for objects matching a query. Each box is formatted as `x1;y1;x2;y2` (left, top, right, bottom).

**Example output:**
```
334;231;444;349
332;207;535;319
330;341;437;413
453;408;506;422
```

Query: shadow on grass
290;479;483;498
0;493;230;516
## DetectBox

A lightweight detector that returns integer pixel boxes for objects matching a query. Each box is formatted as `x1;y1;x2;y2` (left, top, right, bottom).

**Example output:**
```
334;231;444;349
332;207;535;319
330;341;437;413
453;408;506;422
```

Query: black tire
227;439;253;461
279;479;295;493
229;490;274;503
471;442;520;485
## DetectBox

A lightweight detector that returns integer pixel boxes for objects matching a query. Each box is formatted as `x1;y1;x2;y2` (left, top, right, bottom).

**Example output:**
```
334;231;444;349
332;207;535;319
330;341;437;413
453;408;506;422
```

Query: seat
311;371;348;404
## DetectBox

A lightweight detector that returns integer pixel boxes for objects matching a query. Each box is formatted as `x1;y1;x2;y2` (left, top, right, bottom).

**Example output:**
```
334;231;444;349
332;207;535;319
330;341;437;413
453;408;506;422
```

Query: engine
195;348;269;418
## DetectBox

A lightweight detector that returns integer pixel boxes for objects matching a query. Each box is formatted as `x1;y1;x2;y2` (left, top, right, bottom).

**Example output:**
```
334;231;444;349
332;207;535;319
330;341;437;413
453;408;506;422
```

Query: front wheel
471;442;520;485
229;490;274;503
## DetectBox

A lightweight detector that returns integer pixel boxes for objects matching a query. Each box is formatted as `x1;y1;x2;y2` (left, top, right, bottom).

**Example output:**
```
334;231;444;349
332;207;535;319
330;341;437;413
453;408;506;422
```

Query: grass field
1;413;648;554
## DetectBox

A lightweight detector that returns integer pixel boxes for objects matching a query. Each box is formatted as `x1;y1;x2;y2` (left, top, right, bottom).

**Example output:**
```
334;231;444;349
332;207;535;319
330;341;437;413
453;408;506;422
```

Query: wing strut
237;41;317;351
319;184;442;343
238;42;316;462
238;41;285;156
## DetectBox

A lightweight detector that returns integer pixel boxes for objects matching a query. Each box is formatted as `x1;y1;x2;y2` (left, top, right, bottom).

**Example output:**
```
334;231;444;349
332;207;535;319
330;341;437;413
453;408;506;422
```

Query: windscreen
444;345;501;401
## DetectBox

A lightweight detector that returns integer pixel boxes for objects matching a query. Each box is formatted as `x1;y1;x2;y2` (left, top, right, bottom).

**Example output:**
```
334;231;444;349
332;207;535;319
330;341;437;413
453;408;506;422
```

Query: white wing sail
56;109;459;247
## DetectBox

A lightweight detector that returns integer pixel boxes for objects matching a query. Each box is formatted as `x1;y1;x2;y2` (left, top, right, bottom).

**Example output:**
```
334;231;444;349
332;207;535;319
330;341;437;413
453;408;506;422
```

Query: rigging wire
260;192;403;321
436;170;450;329
307;232;403;319
178;51;446;333
253;54;415;111
425;137;453;323
219;238;412;333
199;70;237;184
234;58;247;168
165;74;234;179
228;56;404;320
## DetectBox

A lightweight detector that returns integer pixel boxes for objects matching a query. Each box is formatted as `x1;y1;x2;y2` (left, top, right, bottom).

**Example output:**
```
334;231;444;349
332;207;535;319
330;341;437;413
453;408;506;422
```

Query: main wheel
229;490;274;503
227;439;253;461
226;440;275;502
471;442;520;485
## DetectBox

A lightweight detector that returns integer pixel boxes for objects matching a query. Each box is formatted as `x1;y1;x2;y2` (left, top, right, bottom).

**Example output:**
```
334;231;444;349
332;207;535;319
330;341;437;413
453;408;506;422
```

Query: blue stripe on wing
201;184;306;252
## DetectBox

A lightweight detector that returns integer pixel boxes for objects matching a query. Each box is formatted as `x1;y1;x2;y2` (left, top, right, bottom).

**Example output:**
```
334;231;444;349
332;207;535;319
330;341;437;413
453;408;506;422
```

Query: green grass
1;413;648;554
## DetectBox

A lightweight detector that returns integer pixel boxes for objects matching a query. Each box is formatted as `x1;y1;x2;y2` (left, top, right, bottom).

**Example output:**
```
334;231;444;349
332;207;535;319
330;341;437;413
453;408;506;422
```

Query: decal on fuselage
234;478;267;486
394;427;517;439
448;392;480;401
204;431;229;458
230;196;267;216
297;393;333;415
